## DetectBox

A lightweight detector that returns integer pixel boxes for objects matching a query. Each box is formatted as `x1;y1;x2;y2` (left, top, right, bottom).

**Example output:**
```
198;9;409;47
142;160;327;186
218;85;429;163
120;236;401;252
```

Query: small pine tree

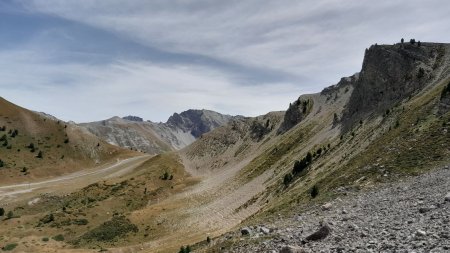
305;152;313;164
310;185;319;198
283;173;293;186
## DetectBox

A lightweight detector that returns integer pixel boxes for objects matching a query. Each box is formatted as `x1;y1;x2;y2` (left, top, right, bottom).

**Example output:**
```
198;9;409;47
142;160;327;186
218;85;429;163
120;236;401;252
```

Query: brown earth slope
0;97;137;185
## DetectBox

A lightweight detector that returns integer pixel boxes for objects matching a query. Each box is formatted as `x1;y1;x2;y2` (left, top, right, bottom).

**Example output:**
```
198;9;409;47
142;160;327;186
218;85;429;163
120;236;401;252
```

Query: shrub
161;171;170;180
77;216;138;242
441;82;450;99
417;67;425;78
7;210;14;219
39;213;54;225
64;138;69;144
283;173;293;186
73;219;89;225
179;246;192;253
410;38;416;44
1;243;18;251
52;234;64;241
42;237;49;242
0;159;4;167
0;207;4;216
310;185;319;198
206;236;211;243
37;151;43;159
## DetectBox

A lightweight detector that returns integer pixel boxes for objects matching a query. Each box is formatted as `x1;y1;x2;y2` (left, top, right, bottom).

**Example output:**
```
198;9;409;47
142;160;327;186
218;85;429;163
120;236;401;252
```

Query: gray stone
241;227;253;236
279;245;305;253
445;192;450;202
259;226;271;235
416;230;427;237
305;224;331;241
321;203;333;211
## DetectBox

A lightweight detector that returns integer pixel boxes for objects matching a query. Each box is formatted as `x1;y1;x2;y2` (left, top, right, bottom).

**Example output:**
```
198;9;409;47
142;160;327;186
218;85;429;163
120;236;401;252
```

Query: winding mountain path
0;155;151;204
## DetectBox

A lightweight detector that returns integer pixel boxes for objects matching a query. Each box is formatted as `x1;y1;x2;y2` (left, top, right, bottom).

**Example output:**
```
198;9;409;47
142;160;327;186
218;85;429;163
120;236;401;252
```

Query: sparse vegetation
75;216;138;243
179;245;192;253
1;243;18;251
161;171;173;180
52;234;65;241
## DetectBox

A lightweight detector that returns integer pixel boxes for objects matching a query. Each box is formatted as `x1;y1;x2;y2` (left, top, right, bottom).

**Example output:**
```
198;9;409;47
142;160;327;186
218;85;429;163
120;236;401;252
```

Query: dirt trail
0;155;151;204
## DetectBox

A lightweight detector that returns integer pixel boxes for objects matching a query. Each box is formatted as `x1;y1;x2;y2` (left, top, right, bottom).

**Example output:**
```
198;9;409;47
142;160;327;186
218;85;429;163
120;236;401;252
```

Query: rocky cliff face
342;42;446;130
122;115;143;122
277;97;313;134
166;109;232;138
80;110;233;154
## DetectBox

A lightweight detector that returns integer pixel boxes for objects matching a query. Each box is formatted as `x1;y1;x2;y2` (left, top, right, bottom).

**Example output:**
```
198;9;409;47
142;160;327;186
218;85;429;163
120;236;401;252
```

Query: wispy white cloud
0;49;307;123
2;0;450;122
19;0;450;83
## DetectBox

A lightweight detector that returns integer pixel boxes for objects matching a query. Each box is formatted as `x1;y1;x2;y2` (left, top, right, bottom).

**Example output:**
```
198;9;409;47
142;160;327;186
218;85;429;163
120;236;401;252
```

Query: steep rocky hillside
80;110;233;154
0;97;136;184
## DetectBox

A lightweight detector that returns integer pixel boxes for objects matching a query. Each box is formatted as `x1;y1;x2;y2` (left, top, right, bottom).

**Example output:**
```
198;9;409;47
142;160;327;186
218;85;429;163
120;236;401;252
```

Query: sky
1;0;450;123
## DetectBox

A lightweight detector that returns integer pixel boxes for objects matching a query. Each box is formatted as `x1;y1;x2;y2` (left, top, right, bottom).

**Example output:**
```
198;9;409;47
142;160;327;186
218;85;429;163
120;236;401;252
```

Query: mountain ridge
80;109;235;154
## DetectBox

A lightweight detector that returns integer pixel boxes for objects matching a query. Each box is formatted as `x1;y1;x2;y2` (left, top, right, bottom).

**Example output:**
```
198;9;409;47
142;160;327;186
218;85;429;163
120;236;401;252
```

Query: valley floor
208;166;450;253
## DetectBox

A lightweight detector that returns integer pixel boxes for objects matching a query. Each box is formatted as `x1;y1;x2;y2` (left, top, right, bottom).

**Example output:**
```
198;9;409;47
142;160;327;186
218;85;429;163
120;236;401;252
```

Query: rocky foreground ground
216;166;450;253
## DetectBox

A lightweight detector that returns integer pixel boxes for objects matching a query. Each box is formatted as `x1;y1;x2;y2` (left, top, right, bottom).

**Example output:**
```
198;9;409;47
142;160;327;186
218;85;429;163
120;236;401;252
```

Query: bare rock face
342;43;446;131
277;98;313;134
122;115;143;122
166;109;233;138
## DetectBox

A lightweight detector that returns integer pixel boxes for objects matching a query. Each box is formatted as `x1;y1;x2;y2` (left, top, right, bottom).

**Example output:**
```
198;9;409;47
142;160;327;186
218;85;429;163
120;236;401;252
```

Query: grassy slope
0;97;136;184
0;152;198;252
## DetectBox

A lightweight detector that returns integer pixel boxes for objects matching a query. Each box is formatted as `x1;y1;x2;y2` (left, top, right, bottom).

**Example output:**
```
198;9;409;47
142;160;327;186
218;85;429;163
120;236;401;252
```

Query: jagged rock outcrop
166;109;232;138
277;97;313;134
342;42;446;131
122;115;143;122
